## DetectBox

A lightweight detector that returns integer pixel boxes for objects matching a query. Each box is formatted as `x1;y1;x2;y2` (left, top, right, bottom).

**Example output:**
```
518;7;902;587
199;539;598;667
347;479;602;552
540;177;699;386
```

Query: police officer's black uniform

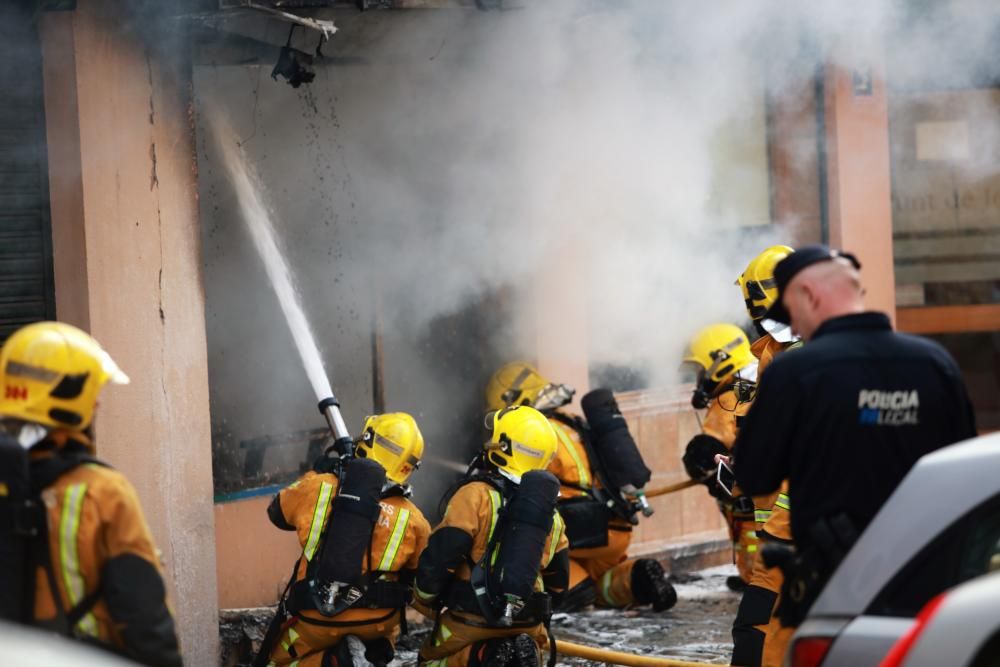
735;311;976;546
732;245;977;627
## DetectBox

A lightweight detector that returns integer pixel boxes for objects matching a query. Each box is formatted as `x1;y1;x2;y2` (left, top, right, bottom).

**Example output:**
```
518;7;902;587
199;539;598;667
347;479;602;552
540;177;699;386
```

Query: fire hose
643;478;700;498
555;639;726;667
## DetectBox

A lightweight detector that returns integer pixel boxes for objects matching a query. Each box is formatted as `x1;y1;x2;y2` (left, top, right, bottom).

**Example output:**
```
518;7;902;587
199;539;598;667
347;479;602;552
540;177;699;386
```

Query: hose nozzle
636;491;654;517
318;396;353;457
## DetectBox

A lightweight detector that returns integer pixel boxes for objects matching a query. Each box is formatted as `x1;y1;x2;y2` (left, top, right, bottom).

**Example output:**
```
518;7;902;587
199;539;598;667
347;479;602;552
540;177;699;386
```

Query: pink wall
824;61;897;318
40;2;218;660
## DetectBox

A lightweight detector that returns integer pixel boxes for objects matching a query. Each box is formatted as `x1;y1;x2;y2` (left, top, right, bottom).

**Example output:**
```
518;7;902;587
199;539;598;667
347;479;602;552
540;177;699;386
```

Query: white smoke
194;0;1000;493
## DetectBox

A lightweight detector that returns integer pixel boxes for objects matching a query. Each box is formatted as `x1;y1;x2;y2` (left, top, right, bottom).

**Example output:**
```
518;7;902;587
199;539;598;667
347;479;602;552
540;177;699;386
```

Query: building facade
5;0;995;660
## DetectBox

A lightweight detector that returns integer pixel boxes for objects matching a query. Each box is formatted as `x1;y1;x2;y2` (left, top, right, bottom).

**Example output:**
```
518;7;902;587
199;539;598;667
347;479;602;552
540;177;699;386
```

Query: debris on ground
220;565;740;666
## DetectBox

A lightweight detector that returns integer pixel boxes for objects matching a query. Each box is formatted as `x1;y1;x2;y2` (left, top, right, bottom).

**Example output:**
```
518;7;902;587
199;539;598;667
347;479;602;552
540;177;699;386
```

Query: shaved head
782;257;864;340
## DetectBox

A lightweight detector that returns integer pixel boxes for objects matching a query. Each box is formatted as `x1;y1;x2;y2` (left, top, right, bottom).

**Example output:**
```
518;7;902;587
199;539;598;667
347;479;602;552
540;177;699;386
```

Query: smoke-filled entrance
194;6;784;506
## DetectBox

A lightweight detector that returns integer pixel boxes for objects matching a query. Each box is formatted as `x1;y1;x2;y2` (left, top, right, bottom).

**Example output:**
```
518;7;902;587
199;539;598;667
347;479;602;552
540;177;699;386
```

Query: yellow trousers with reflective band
418;611;546;667
753;490;793;667
729;514;758;584
566;527;639;607
267;609;401;666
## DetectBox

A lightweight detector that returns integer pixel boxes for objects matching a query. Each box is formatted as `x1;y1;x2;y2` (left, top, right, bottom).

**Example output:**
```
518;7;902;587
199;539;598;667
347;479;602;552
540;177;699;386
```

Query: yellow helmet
0;322;129;432
355;412;424;485
736;245;794;321
484;361;575;413
683;324;756;407
484;405;557;483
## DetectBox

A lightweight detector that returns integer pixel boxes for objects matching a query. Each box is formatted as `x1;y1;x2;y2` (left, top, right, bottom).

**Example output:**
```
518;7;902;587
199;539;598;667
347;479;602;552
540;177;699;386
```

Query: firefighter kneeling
258;413;431;667
485;364;675;614
413;405;568;667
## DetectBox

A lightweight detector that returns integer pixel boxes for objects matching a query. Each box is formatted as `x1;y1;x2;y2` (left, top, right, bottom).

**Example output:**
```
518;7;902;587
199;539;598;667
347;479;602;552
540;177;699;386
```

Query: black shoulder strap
549;412;629;518
26;448;109;637
30;450;108;494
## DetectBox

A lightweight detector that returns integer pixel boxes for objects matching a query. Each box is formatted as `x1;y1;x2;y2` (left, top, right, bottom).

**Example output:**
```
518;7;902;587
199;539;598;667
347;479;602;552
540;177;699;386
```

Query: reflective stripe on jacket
415;480;569;605
273;470;431;624
31;437;181;667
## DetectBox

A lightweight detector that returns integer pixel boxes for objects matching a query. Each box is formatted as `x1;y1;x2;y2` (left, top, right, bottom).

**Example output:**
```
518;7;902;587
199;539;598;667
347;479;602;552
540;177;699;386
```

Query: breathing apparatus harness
546;389;653;551
0;431;109;638
254;399;414;667
435;469;560;667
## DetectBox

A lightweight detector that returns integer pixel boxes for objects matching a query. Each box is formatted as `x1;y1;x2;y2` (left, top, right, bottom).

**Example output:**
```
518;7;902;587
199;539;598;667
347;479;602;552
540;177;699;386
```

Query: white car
0;621;135;665
879;569;1000;666
787;432;1000;667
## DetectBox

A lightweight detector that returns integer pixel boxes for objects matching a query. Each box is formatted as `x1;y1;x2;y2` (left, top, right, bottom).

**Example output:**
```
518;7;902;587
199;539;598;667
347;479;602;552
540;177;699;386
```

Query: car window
868;495;1000;617
959;508;1000;580
970;630;1000;667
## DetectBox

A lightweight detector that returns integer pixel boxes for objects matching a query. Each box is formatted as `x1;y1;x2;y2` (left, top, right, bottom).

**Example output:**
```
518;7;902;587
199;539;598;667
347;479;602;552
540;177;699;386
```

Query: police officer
0;322;181;667
260;413;431;667
734;245;977;624
413;405;568;667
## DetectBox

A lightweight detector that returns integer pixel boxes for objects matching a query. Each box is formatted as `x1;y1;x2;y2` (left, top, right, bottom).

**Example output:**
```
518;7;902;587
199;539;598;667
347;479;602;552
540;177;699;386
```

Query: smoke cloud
193;0;1000;503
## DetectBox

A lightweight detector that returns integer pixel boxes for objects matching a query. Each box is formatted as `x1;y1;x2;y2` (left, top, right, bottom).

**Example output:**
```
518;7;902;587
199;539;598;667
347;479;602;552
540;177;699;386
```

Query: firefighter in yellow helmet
413;405;569;667
0;322;181;667
260;412;432;667
681;246;798;667
485;363;676;614
682;324;760;587
731;246;798;667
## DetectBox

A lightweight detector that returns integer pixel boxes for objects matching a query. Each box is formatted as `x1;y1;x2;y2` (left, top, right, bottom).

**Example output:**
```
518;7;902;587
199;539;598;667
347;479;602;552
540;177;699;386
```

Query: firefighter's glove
683;435;728;482
683;434;731;500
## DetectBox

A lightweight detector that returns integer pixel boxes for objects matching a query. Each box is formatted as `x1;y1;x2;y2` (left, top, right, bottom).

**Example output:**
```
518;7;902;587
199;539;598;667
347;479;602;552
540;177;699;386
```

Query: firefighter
682;245;798;597
730;245;798;667
413;405;568;667
680;322;794;666
484;363;675;614
261;412;431;667
0;322;181;667
681;323;760;587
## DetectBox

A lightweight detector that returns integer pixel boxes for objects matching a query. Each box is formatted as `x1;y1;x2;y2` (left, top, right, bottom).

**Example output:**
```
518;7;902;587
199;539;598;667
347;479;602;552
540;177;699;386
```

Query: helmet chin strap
497;468;521;485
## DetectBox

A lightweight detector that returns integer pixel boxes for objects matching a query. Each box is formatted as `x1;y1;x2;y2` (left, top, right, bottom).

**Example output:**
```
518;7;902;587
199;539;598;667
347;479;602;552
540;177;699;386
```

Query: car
0;621;134;665
786;432;1000;667
878;569;1000;667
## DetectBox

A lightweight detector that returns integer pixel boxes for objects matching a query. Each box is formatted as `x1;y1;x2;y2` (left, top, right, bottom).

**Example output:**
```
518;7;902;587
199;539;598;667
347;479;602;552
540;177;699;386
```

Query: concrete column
824;59;897;319
40;1;218;662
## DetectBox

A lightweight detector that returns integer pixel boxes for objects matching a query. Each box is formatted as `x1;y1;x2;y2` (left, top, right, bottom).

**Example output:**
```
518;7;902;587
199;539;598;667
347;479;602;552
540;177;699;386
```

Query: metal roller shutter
0;2;56;343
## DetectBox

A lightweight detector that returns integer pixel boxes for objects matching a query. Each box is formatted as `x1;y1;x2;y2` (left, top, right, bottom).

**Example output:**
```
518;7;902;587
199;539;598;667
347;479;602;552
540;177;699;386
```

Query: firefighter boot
631;559;678;611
